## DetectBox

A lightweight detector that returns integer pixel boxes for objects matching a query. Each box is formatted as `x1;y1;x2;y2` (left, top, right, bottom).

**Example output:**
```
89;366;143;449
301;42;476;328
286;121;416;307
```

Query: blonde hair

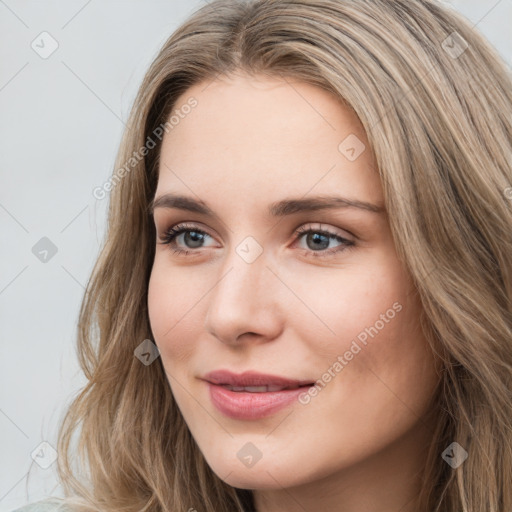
50;1;512;511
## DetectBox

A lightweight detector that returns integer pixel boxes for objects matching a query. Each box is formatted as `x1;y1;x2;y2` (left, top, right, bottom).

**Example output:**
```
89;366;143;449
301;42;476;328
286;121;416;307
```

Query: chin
203;451;311;491
221;468;296;491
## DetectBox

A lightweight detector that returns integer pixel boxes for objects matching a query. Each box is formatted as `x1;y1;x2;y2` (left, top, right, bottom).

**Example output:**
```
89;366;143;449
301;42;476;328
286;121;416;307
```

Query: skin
147;71;441;512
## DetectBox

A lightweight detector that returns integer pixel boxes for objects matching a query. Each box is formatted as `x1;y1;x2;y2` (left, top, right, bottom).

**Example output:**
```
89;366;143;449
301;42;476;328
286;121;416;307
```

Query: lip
201;369;314;420
202;369;314;388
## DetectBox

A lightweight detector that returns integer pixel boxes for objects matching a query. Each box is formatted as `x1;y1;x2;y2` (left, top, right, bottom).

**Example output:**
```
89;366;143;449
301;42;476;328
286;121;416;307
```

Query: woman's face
148;72;440;508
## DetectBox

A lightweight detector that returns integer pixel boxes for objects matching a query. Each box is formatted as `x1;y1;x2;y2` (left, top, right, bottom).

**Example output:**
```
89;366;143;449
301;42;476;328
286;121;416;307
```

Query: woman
15;0;512;511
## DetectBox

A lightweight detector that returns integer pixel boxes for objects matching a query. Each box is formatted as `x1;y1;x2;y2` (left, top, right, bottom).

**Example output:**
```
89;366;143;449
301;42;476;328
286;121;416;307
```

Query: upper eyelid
295;223;353;239
158;222;217;246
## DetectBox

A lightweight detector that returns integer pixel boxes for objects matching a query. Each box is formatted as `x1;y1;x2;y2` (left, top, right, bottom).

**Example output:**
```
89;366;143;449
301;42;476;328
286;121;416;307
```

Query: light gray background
1;1;511;511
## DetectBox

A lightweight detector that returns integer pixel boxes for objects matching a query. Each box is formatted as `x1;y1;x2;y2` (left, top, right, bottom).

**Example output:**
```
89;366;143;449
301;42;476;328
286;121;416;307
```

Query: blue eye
159;223;213;256
293;225;355;258
158;222;355;258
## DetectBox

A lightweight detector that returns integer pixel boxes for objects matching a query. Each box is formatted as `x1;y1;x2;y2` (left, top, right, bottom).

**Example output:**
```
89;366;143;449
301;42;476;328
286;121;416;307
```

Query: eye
158;222;216;256
158;222;355;258
292;223;355;258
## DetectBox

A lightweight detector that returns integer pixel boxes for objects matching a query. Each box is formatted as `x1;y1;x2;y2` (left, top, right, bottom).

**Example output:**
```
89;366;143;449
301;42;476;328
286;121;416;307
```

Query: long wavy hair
47;1;512;511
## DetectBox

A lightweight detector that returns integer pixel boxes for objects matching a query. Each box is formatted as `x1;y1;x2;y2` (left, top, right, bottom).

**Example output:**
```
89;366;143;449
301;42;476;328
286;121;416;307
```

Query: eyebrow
149;193;385;218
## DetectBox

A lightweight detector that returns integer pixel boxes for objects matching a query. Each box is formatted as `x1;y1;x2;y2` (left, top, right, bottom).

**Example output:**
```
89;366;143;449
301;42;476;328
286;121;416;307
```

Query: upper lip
202;369;314;388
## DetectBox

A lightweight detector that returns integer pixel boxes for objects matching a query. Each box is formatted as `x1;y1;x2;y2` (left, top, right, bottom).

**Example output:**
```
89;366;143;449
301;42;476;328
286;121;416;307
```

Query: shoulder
12;499;75;512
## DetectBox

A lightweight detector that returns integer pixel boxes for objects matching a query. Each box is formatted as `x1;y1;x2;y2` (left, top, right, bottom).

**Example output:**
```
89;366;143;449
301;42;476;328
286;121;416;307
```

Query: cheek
293;256;437;404
147;263;200;366
284;260;408;356
289;266;438;465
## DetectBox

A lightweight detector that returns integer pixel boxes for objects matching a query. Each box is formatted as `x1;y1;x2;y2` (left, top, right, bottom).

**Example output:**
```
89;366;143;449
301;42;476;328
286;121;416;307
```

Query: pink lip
201;369;314;420
202;369;313;388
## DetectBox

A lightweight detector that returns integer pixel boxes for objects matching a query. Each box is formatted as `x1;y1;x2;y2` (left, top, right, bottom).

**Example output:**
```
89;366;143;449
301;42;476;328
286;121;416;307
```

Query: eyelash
158;222;355;259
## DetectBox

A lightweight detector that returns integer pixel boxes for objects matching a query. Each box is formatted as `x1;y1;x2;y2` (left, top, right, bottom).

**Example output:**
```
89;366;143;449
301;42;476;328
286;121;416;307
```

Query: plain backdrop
1;1;511;511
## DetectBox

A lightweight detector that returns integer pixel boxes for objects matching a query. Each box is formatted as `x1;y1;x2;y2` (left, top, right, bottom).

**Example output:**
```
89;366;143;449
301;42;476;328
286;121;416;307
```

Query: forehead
155;72;382;211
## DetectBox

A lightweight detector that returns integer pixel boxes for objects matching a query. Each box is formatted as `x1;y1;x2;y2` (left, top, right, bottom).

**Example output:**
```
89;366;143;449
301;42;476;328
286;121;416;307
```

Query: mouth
217;383;313;393
201;370;315;420
202;369;315;389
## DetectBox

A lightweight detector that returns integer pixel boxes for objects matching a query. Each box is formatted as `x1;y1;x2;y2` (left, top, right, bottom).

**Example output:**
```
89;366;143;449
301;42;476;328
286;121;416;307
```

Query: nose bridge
204;237;281;343
212;240;269;315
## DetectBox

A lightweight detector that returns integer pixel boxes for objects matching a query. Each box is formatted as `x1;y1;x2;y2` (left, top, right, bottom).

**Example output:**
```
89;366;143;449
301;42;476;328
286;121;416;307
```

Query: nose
204;242;283;346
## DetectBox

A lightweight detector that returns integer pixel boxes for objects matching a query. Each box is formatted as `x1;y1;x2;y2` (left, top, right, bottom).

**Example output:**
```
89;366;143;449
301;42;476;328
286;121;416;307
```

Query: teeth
223;384;293;392
266;385;285;392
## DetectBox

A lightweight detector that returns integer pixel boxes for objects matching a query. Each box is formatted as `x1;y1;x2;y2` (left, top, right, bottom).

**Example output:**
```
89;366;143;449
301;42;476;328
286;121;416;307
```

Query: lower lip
206;382;311;420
